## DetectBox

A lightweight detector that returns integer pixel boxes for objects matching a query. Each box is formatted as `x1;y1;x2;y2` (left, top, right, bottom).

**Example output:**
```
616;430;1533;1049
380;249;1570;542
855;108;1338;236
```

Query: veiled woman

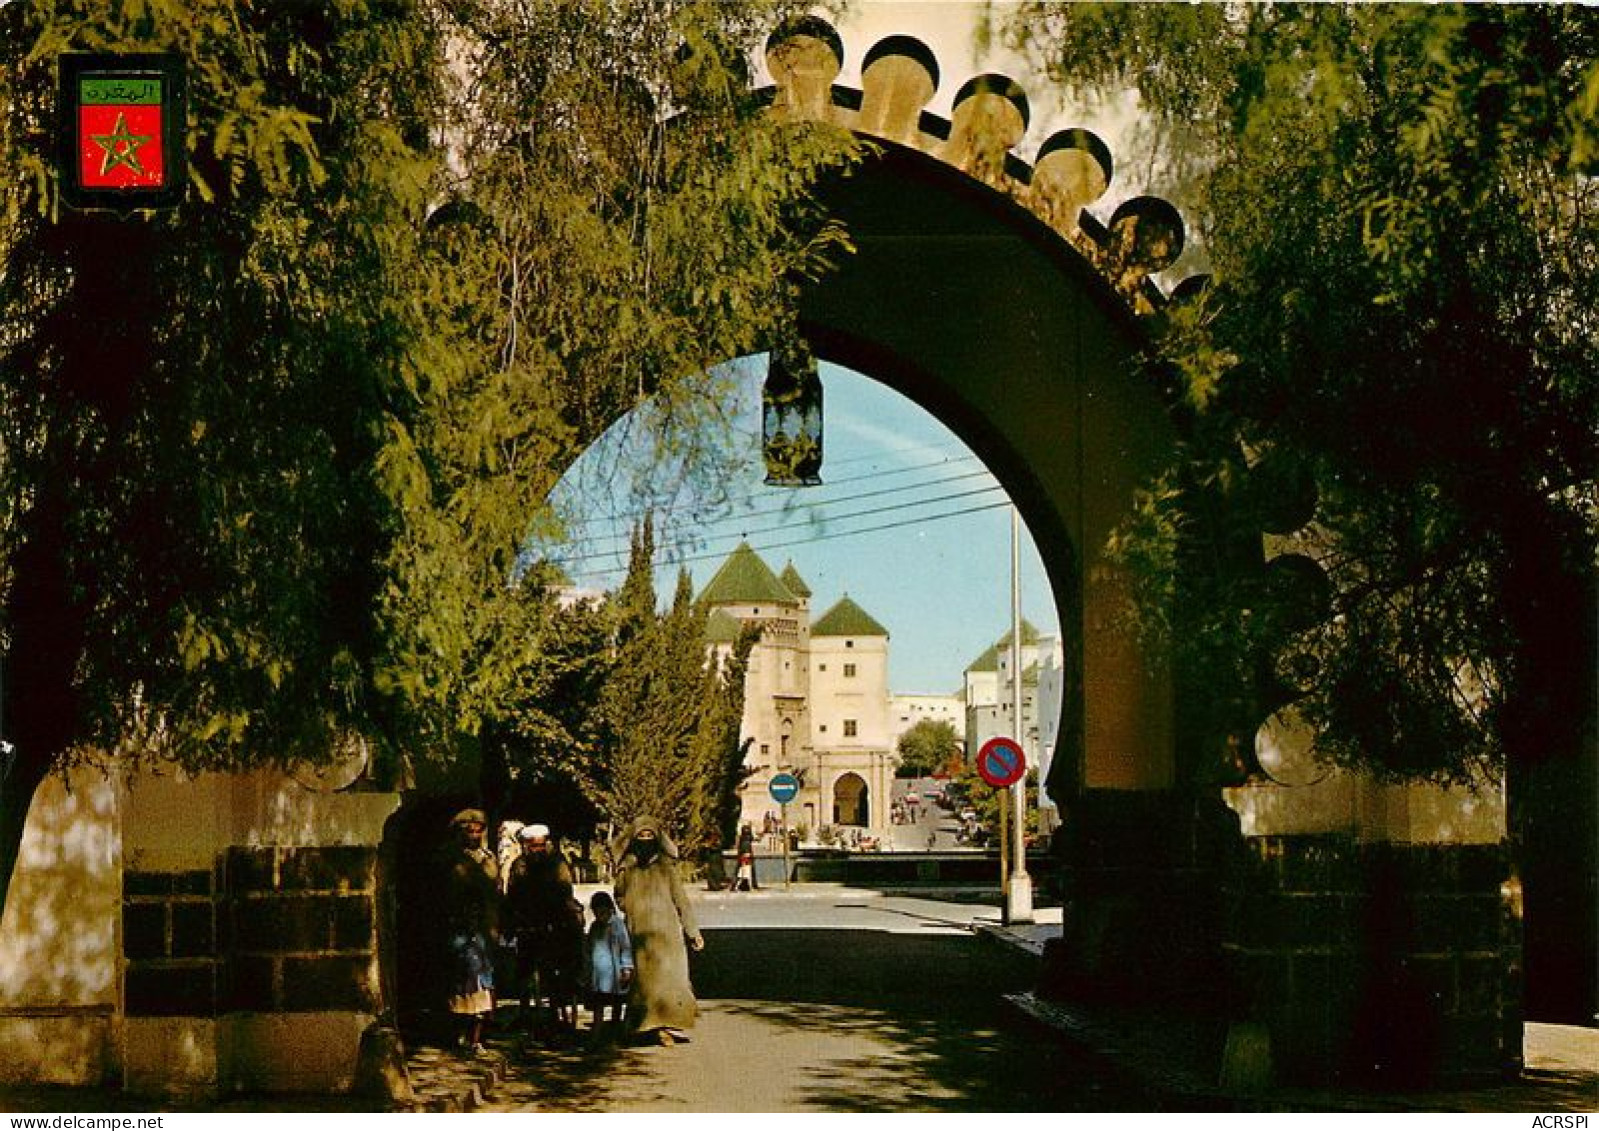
612;815;704;1045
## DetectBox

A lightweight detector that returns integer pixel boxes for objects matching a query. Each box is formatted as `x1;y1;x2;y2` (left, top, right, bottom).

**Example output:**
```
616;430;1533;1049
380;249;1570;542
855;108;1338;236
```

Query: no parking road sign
768;772;801;805
976;736;1026;789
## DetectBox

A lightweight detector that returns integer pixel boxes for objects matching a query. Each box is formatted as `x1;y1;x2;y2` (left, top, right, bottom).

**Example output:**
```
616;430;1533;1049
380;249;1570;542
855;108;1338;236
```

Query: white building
889;693;966;739
963;621;1062;814
700;543;895;841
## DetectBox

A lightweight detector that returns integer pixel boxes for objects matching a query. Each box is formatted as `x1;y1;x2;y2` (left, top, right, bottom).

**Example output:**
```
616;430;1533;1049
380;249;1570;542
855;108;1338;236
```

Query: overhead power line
547;482;1007;569
557;448;981;531
549;498;1015;582
553;466;999;555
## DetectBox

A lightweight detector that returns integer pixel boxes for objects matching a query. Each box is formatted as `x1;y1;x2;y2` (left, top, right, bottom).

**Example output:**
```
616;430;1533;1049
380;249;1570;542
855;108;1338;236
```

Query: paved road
887;778;963;851
478;890;1157;1113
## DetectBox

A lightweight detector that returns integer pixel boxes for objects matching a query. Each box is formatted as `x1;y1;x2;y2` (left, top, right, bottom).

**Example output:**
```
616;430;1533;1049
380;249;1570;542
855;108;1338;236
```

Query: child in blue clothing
583;890;634;1033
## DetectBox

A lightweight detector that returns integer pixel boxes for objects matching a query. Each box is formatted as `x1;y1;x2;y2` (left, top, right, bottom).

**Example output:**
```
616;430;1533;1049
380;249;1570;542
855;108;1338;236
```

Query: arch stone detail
795;136;1177;796
764;19;1201;315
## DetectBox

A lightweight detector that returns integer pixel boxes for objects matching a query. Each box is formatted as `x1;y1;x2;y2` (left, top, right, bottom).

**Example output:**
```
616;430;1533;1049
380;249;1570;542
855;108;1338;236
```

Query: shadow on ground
473;927;1210;1112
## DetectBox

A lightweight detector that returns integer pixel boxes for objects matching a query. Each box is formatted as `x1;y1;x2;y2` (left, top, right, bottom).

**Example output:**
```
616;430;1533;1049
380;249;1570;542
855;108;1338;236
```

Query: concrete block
280;847;375;894
332;895;375;951
228;955;278;1012
225;1011;372;1094
280;955;378;1013
122;902;167;960
123;1016;221;1098
0;1012;114;1085
232;894;336;953
125;961;217;1016
226;847;279;893
170;901;216;958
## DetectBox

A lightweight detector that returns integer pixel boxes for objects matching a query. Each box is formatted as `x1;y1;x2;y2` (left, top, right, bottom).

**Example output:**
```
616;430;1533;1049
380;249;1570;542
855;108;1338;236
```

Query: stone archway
746;18;1521;1087
832;772;869;828
796;143;1180;801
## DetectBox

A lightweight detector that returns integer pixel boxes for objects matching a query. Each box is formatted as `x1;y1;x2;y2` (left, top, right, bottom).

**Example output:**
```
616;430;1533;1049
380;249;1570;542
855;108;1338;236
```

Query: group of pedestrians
439;808;703;1053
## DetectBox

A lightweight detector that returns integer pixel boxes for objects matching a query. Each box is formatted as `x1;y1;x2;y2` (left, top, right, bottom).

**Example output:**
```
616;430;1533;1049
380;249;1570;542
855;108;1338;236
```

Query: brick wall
122;868;222;1017
122;847;380;1021
1225;836;1521;1087
1040;791;1242;1005
226;847;380;1015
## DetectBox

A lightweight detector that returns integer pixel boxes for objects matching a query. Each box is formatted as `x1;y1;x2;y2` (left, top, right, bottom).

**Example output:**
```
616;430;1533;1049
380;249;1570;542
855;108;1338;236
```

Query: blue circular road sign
976;736;1026;789
769;772;801;804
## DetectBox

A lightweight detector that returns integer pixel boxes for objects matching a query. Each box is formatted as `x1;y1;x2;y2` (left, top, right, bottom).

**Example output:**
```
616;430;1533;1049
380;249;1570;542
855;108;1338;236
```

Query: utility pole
1007;505;1034;923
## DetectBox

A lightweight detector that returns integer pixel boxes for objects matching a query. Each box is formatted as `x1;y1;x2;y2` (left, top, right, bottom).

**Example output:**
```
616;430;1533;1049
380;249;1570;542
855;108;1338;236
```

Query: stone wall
1226;835;1520;1087
226;846;380;1017
0;768;122;1086
1040;790;1241;1005
116;766;398;1097
123;866;223;1017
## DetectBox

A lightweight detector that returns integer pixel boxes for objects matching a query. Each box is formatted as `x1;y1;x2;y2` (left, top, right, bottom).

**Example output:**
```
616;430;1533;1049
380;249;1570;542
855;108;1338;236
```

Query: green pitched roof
965;644;1001;674
779;561;812;599
965;622;1044;674
992;619;1042;648
697;542;797;608
704;608;743;644
812;595;889;638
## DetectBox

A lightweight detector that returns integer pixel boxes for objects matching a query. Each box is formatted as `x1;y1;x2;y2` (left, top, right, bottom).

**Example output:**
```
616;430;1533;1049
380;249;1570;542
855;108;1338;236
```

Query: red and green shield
59;54;186;210
78;75;166;189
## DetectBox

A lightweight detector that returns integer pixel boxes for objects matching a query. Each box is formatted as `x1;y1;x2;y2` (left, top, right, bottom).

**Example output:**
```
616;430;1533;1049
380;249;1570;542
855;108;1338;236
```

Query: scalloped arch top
761;16;1202;315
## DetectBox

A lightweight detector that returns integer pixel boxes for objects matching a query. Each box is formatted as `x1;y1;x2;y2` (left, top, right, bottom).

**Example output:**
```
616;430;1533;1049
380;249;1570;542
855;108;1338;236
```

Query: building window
818;663;827;672
846;640;854;649
844;663;857;678
844;719;858;737
819;725;827;733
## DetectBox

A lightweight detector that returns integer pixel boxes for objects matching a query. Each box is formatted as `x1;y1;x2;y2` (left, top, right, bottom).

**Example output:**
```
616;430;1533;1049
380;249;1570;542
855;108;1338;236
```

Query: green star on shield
91;112;152;177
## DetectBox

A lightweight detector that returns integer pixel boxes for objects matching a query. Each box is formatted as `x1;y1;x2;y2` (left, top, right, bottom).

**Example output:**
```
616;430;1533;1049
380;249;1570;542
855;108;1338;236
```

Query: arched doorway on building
833;772;869;827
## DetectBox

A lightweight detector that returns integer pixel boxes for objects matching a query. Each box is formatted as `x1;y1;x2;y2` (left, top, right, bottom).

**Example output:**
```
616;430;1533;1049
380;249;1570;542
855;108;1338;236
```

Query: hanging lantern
762;337;823;486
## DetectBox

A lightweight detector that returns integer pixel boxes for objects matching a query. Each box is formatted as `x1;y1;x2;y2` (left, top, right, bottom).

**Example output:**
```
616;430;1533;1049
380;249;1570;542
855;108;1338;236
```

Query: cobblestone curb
1005;991;1225;1101
405;1044;511;1112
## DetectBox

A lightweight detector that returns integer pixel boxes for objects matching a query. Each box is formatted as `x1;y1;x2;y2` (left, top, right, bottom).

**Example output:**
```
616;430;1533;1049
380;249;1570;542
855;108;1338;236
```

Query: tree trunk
0;494;88;918
0;218;155;923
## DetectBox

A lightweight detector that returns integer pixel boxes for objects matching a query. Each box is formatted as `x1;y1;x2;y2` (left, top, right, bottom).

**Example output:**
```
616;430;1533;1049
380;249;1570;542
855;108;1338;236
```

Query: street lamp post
1007;505;1034;923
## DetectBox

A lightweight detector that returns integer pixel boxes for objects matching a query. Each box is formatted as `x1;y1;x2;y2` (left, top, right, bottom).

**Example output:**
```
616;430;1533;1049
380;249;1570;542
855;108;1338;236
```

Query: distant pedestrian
583;890;634;1035
613;815;704;1045
732;822;758;891
441;808;499;1053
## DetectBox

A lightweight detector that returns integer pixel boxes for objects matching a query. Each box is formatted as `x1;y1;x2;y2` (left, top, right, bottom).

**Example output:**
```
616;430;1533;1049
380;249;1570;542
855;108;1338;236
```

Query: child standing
583;890;634;1034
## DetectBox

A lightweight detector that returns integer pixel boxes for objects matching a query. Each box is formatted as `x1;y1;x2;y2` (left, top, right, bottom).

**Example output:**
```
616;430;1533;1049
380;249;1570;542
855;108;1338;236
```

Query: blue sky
538;359;1061;695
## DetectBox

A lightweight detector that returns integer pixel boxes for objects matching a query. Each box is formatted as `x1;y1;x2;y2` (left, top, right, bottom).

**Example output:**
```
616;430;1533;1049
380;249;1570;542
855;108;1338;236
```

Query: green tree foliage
894;718;961;779
0;0;857;914
589;517;756;854
948;765;1039;840
0;0;445;915
368;0;859;744
1004;4;1598;785
686;627;759;857
483;525;755;857
480;564;613;838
